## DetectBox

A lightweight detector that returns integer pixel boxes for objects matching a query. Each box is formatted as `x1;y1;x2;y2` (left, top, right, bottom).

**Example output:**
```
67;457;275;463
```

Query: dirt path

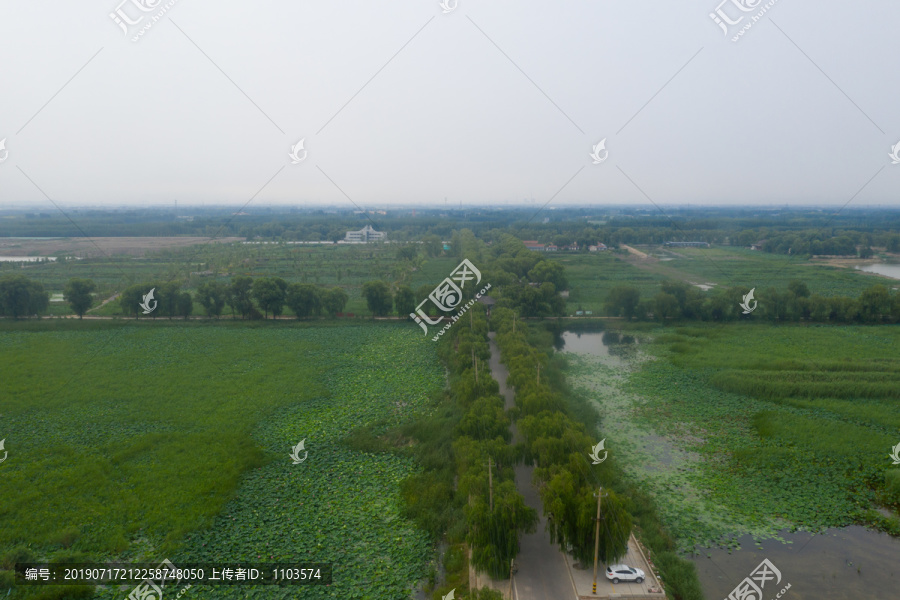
87;292;121;313
620;244;649;259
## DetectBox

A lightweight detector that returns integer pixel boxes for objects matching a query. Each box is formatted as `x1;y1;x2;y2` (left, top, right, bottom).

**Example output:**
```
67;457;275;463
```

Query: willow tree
467;480;537;578
541;469;632;565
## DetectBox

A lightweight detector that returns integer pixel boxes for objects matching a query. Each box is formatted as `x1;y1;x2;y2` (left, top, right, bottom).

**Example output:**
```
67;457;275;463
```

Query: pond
692;527;900;600
856;263;900;280
555;330;638;357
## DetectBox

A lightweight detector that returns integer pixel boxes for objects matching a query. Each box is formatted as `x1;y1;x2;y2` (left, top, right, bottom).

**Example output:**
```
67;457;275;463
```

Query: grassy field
564;323;900;554
634;324;900;548
650;246;886;296
551;246;891;315
0;320;443;599
549;251;665;314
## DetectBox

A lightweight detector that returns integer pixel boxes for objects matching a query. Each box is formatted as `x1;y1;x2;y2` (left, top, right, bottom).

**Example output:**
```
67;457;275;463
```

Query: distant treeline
605;280;900;324
4;207;899;259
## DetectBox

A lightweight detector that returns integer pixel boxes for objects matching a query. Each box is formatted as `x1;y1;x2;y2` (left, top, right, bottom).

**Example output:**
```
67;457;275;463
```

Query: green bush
884;470;900;504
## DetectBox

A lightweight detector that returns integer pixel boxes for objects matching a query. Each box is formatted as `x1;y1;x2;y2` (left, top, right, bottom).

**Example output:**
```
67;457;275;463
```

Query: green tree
158;282;182;319
761;287;786;321
63;278;96;318
322;287;349;317
394;285;416;317
228;276;254;319
196;281;227;318
859;284;891;322
362;280;393;316
422;234;443;257
467;480;538;578
176;292;193;320
286;283;321;319
119;284;146;318
653;292;680;323
527;260;568;290
604;285;640;320
808;294;829;322
252;277;287;319
787;280;810;298
540;474;632;566
396;245;417;262
0;275;49;318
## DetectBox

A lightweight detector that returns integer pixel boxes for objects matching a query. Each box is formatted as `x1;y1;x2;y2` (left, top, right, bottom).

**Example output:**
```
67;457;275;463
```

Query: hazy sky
1;0;898;211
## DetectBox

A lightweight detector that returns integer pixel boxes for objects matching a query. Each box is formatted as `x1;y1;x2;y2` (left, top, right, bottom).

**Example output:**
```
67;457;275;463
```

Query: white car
606;564;645;584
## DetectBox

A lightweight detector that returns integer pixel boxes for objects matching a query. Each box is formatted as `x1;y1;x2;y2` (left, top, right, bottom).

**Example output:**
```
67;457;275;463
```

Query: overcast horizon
1;0;899;211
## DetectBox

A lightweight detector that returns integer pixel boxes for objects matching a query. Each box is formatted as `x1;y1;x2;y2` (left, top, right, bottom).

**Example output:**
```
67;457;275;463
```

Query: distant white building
344;225;385;243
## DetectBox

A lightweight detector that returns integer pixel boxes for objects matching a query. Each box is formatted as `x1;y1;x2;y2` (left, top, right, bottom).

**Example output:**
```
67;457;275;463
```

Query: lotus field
0;321;444;599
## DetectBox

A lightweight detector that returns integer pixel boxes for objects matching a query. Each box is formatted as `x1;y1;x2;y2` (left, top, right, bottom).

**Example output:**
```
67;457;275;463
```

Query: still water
556;330;637;357
558;330;900;600
856;263;900;280
694;528;900;600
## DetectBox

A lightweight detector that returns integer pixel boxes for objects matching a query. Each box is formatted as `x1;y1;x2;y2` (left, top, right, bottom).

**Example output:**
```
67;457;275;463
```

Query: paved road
487;332;577;600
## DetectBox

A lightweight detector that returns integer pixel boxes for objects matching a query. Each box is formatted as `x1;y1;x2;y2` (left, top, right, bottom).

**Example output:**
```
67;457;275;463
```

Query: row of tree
0;276;104;319
118;277;351;320
2;273;463;321
605;280;900;323
491;307;633;566
441;304;537;579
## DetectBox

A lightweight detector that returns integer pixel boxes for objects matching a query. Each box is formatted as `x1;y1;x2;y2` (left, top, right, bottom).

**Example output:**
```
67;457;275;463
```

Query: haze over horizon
1;0;899;210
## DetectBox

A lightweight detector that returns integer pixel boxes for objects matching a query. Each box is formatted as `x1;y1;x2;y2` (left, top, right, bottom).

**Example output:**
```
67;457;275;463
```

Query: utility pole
592;487;608;595
536;362;541;386
508;558;514;599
